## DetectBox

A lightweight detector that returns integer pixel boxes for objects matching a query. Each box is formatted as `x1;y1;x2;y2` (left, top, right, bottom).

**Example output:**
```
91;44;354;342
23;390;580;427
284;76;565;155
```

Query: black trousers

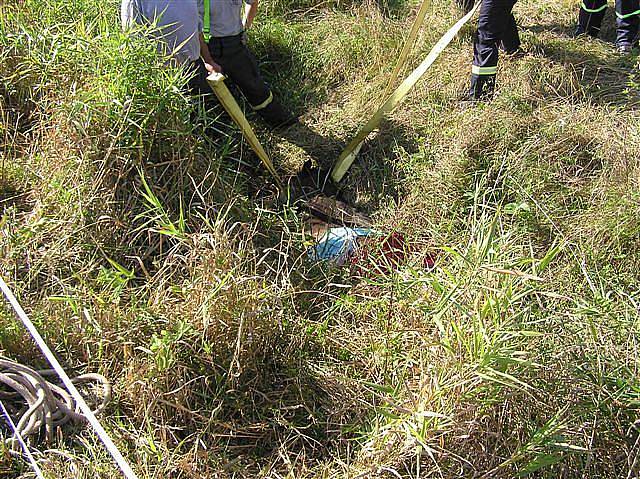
186;59;211;97
207;34;293;127
456;0;476;13
469;0;520;98
208;34;271;108
579;0;640;46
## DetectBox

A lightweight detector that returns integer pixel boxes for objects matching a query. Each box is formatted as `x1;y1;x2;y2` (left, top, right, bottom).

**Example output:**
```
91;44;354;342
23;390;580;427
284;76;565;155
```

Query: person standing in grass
201;0;297;129
120;0;222;93
576;0;640;53
464;0;521;101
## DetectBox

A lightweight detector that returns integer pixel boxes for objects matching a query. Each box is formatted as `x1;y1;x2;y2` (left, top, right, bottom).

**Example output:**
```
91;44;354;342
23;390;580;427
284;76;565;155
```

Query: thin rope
0;398;46;479
0;276;139;479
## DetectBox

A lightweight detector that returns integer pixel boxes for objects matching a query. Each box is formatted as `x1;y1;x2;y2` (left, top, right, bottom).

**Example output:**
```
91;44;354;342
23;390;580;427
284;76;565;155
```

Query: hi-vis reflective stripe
581;2;606;13
252;91;273;111
203;0;211;41
617;8;640;18
472;65;497;75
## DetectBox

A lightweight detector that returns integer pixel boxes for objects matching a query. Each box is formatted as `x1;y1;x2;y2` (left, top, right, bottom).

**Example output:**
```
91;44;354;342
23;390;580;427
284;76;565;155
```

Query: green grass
1;0;640;477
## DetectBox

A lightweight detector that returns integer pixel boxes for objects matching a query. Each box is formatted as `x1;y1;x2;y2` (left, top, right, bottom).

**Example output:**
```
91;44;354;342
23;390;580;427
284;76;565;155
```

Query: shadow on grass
334;118;419;213
0;179;31;215
251;35;328;114
526;19;640;108
141;322;366;473
214;359;361;468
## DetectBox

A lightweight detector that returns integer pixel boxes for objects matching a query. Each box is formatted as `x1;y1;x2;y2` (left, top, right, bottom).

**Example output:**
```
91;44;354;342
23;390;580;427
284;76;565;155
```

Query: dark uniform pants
579;0;640;46
469;0;520;99
207;34;292;127
186;59;211;97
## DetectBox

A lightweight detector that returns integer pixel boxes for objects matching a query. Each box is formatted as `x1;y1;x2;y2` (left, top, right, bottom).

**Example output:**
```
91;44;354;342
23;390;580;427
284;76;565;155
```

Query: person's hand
204;61;222;74
241;30;248;45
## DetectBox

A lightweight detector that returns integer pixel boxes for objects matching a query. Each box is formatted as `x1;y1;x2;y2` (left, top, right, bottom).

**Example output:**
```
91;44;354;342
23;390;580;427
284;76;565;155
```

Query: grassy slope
1;0;640;477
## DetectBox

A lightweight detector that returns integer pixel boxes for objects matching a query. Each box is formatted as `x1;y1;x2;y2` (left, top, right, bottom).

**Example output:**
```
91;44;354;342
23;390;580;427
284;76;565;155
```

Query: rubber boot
467;74;496;101
257;99;298;130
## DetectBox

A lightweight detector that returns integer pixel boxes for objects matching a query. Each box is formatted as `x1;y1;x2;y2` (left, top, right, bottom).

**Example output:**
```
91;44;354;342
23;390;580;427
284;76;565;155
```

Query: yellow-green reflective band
252;91;273;111
617;9;640;18
472;65;497;75
203;0;211;41
581;2;607;13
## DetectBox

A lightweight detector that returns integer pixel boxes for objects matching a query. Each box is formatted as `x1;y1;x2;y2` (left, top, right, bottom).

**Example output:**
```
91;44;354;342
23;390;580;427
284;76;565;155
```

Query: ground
1;0;640;477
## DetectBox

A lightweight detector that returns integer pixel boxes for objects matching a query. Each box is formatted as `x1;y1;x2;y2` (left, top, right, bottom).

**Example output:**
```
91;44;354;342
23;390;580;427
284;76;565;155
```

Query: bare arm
199;33;222;73
244;0;258;30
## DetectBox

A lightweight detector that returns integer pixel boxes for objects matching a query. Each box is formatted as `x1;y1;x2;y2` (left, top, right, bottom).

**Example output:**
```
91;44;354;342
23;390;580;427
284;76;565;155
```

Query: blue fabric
308;228;373;265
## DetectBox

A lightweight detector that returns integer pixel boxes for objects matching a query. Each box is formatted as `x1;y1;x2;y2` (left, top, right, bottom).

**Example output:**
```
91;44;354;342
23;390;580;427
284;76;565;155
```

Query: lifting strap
206;72;282;185
331;3;480;183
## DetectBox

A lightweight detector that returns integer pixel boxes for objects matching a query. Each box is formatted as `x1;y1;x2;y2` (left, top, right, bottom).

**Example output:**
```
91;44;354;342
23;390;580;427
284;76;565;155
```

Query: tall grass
1;0;640;477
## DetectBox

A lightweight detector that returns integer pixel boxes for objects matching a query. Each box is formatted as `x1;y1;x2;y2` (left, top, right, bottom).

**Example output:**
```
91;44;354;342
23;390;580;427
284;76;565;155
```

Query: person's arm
199;33;222;73
244;0;258;30
196;0;220;73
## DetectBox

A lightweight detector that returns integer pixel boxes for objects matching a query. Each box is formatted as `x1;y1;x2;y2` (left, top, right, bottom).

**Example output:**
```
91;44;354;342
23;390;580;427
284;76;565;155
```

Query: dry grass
1;0;640;477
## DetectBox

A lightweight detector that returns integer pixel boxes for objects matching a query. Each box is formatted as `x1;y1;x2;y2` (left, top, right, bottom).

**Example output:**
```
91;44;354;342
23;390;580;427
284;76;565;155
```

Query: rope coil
0;358;111;449
0;276;139;479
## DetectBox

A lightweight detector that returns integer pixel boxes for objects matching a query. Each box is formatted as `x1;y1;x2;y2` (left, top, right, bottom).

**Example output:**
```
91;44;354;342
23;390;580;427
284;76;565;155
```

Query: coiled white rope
0;358;111;447
0;276;139;479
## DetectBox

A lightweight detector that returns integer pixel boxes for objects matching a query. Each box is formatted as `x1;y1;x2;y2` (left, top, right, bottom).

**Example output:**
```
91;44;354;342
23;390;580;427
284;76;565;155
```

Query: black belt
209;32;244;45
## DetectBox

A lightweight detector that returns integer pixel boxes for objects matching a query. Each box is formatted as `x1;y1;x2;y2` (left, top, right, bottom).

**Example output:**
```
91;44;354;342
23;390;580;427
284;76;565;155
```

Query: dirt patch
0;177;31;214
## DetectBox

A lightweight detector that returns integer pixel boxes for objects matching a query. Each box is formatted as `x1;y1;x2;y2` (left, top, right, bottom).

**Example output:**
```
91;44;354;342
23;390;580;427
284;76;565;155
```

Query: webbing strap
472;65;497;75
203;0;211;41
617;8;640;18
581;2;607;13
383;0;431;100
0;277;139;479
206;72;282;185
331;2;480;183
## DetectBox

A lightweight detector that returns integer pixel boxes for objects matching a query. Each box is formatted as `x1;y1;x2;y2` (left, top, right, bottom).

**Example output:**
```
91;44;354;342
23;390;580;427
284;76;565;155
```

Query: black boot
574;24;600;37
464;74;496;101
257;99;298;130
456;0;475;13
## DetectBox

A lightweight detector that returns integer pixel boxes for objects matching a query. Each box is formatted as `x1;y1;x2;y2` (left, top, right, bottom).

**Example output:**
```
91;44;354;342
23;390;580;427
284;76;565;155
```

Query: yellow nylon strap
203;0;211;41
207;73;282;185
331;3;480;183
382;0;432;100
